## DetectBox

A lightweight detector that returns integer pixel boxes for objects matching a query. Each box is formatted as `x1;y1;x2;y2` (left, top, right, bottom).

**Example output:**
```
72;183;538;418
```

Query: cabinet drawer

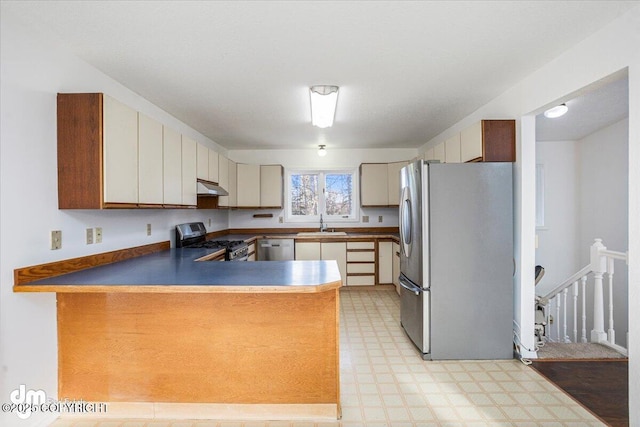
347;251;375;262
347;241;374;250
347;263;375;274
347;275;375;286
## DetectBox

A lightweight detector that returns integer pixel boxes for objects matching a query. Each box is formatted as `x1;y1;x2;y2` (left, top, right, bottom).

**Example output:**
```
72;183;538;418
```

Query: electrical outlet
50;230;62;250
86;228;94;244
146;223;152;236
279;216;284;223
95;227;102;243
378;215;383;223
362;215;369;223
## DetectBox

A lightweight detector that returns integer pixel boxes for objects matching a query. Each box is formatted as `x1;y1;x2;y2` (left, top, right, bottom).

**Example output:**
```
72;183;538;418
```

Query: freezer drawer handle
399;276;421;296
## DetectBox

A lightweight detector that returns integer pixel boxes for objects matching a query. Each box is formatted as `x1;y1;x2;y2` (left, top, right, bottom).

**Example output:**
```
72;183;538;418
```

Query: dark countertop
215;232;400;242
19;248;342;293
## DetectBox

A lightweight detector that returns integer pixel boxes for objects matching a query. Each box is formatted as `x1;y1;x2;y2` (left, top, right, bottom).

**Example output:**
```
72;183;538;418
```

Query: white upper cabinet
260;165;283;208
433;142;446;163
425;147;435;161
138;113;164;205
208;149;219;183
196;143;209;181
103;95;138;204
181;136;197;206
444;133;462;163
360;163;389;207
228;159;238;207
163;126;182;206
237;163;260;207
460;121;483;162
218;155;230;207
387;161;408;206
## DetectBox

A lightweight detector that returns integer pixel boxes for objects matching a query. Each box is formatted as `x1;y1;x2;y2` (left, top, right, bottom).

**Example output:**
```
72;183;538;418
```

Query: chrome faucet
319;214;327;232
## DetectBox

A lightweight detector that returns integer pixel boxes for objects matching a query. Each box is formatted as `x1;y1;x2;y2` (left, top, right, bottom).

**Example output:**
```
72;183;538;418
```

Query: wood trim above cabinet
57;93;104;209
482;120;516;162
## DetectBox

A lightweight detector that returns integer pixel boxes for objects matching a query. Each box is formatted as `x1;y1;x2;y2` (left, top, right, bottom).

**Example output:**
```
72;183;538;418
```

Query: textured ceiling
3;1;636;150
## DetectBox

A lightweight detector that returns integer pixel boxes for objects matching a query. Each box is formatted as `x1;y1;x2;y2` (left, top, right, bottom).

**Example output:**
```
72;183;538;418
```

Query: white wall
419;7;639;422
228;148;415;229
0;16;228;427
535;140;581;294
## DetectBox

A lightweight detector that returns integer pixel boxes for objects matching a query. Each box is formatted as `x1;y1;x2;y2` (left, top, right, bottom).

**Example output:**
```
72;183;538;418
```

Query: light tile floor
51;288;604;427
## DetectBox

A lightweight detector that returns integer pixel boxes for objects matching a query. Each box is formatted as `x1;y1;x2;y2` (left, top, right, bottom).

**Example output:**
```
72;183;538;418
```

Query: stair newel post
562;288;569;342
607;257;615;345
572;281;579;343
555;294;561;342
581;275;588;343
590;239;607;343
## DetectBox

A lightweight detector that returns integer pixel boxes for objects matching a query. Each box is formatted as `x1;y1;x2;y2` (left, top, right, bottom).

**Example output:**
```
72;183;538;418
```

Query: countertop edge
13;280;343;294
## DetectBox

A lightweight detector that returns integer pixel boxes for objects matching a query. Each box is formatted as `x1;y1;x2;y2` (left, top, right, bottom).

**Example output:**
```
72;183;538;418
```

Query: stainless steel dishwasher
256;238;295;261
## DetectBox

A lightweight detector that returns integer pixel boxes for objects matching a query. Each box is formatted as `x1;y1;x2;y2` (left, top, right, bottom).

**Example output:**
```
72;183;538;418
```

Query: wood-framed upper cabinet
228;159;238;208
138;113;163;206
460;120;515;162
260;165;283;208
387;161;408;206
58;93;139;209
181;136;197;207
236;163;260;207
162;126;182;206
424;147;435;161
360;163;389;207
433;142;446;163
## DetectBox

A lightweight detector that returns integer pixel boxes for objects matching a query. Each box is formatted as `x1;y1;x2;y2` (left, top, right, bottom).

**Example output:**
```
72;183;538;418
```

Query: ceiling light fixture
310;85;339;128
317;145;327;157
543;103;568;118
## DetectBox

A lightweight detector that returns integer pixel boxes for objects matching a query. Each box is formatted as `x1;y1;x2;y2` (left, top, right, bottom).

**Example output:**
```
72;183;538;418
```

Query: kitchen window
285;169;359;222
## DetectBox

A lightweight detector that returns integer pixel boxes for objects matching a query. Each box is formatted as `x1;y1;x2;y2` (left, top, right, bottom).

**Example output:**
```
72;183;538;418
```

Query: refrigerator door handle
399;186;412;257
399;275;421;296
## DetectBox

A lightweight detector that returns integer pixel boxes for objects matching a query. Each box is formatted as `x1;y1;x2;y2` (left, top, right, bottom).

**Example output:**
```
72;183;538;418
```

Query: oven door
230;254;249;261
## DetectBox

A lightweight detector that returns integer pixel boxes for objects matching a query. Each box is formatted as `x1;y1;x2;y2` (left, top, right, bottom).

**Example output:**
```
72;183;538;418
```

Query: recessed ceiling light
544;103;568;118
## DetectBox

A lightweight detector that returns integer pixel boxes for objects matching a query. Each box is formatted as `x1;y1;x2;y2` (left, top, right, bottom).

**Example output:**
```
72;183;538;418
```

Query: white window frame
285;168;360;223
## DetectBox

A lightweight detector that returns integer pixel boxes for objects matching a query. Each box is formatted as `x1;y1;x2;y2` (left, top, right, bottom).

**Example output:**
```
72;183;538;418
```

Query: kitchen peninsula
14;247;342;420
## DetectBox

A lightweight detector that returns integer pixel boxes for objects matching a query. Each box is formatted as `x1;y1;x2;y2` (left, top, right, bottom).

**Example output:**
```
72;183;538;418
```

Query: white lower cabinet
393;242;400;294
346;241;376;286
320;242;347;284
295;242;321;260
378;241;393;284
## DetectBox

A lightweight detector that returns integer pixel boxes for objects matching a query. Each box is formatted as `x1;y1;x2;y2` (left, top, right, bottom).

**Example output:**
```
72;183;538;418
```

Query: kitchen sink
296;231;348;237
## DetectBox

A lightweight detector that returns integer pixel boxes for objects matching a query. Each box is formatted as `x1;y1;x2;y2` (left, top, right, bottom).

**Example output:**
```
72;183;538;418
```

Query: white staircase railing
539;238;628;355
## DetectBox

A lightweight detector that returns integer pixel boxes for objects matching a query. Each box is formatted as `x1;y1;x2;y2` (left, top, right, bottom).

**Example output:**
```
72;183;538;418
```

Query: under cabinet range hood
197;180;228;196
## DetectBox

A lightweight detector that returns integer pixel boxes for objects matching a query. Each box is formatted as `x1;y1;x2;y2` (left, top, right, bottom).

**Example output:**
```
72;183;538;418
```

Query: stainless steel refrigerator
399;160;513;360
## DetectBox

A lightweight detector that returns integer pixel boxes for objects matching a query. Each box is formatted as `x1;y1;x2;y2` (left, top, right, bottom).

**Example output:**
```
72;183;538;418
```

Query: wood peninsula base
57;290;340;418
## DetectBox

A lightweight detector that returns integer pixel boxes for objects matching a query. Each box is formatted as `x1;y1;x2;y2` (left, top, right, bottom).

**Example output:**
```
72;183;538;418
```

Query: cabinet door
360;163;388;206
103;95;138;204
228;160;238;207
218;155;229;207
295;242;320;260
425;148;435;161
163;126;182;205
433;142;446;163
208;149;219;183
260;165;283;208
181;136;197;206
392;242;400;294
461;121;483;162
321;242;347;284
387;161;408;206
138;113;163;205
445;134;462;163
196;143;209;180
378;241;393;284
237;163;260;207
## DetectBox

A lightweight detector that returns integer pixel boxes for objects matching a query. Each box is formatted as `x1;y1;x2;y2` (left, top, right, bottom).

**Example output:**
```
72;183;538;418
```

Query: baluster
545;301;551;342
572;281;579;343
607;258;615;345
555;294;561;343
590;239;607;343
562;288;570;343
581;275;587;343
